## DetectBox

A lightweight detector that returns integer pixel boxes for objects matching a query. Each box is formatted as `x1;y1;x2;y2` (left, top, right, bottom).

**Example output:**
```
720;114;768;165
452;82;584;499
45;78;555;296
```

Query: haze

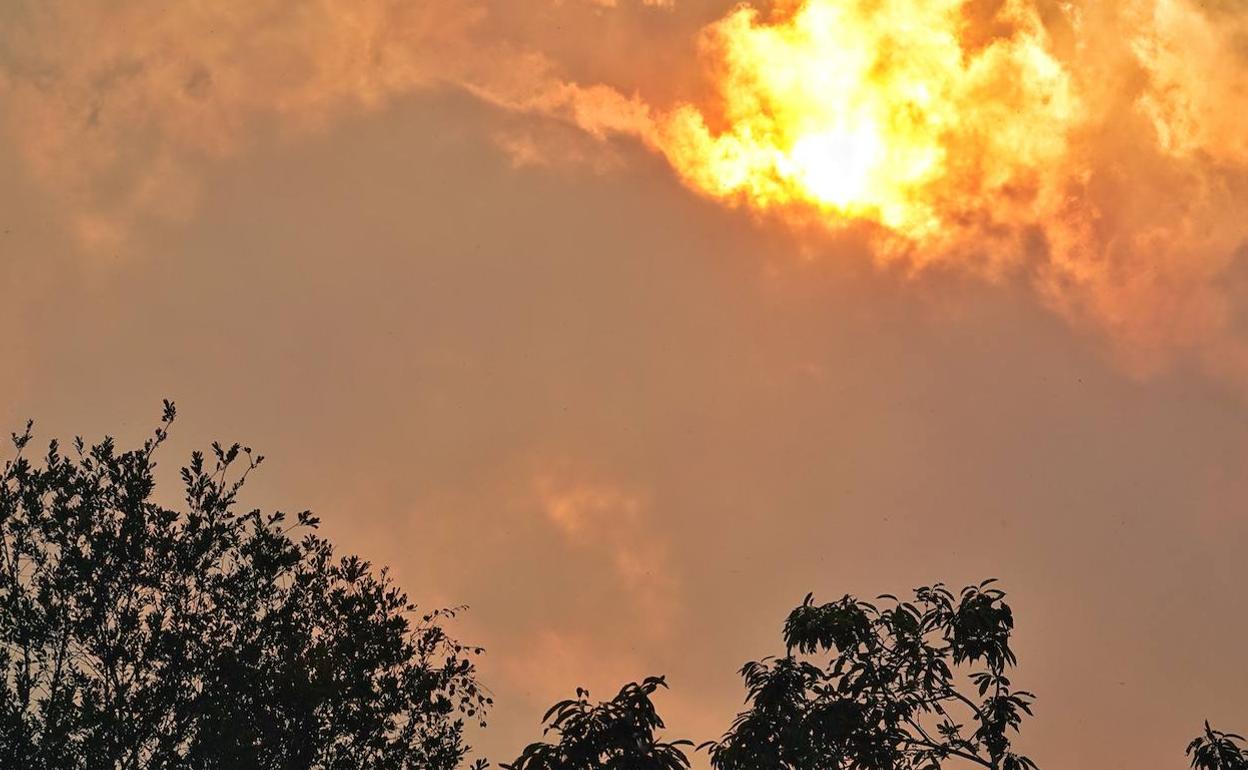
1;1;1246;767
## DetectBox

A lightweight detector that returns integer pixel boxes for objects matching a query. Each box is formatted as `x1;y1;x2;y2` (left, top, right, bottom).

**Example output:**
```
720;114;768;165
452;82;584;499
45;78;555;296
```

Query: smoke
3;0;1248;384
1024;0;1248;378
534;468;680;639
541;0;1248;383
0;0;551;249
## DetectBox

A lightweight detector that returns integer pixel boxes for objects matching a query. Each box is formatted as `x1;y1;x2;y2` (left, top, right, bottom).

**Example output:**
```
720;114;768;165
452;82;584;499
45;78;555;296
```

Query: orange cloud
533;470;680;639
0;0;511;250
528;0;1248;386
5;0;1248;388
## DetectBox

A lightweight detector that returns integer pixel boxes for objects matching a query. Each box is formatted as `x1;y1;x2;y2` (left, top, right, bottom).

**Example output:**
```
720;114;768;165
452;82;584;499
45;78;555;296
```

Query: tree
701;580;1038;770
0;402;489;770
503;676;691;770
1189;724;1248;770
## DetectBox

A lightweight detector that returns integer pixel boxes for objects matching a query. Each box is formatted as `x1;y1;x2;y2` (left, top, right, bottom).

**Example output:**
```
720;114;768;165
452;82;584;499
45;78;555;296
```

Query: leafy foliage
3;401;1237;770
1189;723;1248;770
0;402;489;770
701;580;1037;770
503;676;691;770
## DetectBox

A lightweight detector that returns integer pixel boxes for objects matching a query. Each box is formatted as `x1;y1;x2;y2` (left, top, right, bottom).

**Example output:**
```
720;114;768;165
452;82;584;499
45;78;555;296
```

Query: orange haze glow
4;2;1248;768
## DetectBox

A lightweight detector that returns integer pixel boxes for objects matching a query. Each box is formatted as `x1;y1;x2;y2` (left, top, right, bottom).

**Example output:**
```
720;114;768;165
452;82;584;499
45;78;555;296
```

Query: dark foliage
4;401;1239;770
0;402;489;770
503;676;691;770
1189;723;1248;770
701;580;1037;770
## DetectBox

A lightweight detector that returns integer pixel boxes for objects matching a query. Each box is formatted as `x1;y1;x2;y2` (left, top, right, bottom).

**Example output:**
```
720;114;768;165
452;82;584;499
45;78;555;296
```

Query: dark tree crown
1189;723;1248;770
0;402;489;770
503;676;692;770
702;580;1037;770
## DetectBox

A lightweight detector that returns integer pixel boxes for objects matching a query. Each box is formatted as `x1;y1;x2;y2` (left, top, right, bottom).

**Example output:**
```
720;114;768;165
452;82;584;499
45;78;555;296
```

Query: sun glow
651;0;1080;238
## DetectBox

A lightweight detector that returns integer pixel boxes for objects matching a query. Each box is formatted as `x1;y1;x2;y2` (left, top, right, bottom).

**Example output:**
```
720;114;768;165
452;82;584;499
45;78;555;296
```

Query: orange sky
1;1;1247;767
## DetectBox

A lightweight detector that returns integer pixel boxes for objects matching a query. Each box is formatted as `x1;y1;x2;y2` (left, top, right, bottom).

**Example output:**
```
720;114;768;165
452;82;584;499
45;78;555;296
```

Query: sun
649;0;1080;240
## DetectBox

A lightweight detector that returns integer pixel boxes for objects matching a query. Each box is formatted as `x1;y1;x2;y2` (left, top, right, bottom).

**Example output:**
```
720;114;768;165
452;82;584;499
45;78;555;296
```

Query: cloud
533;468;680;639
0;0;520;249
4;0;1248;389
525;0;1248;388
0;0;666;249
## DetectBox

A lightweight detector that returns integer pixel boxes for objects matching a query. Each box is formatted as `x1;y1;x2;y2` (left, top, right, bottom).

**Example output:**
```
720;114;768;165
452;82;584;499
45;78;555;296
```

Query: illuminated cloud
3;0;1248;385
536;0;1248;385
0;0;509;249
534;470;679;638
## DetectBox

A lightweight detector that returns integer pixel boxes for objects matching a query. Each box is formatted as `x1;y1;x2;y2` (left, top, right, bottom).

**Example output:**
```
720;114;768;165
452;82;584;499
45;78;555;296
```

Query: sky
1;0;1247;767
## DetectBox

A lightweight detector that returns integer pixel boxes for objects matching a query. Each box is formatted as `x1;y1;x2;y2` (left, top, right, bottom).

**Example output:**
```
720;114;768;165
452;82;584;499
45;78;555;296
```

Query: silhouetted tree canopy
506;578;1248;770
0;402;489;770
3;402;1240;770
701;580;1037;770
503;676;691;770
507;581;1041;770
1189;724;1248;770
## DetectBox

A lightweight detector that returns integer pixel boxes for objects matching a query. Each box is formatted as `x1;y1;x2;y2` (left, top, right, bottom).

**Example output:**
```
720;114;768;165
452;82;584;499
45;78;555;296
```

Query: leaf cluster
503;676;691;770
701;580;1037;770
0;402;489;770
1189;723;1248;770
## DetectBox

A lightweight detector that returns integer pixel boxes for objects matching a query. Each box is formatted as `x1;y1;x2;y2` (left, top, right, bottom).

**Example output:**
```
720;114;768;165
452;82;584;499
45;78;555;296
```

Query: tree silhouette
1189;724;1248;770
701;580;1037;770
0;402;489;770
4;402;1235;770
503;676;691;770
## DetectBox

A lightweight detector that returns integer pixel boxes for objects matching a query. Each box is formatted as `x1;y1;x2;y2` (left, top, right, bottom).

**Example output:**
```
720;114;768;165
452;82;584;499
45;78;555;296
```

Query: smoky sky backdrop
2;1;1247;768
